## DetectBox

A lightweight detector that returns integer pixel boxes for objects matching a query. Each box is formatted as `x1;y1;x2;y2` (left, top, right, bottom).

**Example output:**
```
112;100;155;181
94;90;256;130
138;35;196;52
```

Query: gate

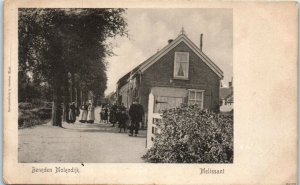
146;88;185;149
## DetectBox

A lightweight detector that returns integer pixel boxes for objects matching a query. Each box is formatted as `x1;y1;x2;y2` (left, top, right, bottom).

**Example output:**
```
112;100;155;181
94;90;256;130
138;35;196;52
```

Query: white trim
188;89;205;109
138;34;223;79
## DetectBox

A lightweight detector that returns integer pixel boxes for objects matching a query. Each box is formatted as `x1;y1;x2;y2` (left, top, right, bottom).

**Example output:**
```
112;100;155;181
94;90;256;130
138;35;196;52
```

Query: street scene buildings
18;9;233;163
116;30;224;148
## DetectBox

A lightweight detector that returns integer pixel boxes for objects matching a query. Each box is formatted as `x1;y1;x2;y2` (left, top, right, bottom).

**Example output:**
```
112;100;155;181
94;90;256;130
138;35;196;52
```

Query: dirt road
18;107;147;163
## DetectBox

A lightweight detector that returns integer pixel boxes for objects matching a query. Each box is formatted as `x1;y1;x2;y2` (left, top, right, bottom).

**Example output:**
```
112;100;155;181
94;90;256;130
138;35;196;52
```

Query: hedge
143;104;233;163
18;108;51;128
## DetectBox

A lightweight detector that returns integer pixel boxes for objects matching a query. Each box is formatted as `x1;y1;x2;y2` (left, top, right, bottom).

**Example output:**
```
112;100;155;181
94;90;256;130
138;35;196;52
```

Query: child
118;110;128;133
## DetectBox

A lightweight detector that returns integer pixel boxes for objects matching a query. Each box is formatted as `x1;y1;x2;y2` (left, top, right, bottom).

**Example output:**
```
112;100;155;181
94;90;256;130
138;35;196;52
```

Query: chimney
200;33;203;51
168;39;173;44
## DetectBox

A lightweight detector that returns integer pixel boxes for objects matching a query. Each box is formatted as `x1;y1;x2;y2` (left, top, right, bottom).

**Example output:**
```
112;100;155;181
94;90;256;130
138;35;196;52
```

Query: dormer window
174;52;189;79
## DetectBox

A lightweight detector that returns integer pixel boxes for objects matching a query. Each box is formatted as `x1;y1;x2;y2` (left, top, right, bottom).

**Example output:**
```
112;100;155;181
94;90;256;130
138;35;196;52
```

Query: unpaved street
18;107;147;163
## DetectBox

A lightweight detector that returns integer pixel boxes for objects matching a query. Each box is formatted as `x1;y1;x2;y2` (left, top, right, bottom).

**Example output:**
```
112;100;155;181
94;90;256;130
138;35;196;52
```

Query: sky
105;8;233;95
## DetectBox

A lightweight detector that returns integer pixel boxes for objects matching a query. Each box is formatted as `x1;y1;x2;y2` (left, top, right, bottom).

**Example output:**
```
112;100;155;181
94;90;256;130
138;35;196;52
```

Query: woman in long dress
100;105;105;123
87;103;95;123
79;102;88;123
63;103;70;123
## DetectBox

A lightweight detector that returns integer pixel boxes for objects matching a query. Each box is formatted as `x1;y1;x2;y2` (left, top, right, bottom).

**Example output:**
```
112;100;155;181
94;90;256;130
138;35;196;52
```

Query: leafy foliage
18;109;50;128
18;8;128;126
143;104;233;163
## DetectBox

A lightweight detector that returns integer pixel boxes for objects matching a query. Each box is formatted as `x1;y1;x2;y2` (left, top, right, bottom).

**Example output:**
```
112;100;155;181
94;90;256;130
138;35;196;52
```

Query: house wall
139;41;221;114
118;83;130;108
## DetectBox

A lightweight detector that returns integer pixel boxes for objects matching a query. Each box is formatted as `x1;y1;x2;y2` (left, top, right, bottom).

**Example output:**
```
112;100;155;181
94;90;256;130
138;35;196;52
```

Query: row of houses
115;29;232;147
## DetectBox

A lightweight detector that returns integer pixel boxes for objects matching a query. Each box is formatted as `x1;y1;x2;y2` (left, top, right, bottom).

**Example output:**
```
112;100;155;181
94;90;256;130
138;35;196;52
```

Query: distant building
105;91;117;105
116;29;224;148
220;80;233;112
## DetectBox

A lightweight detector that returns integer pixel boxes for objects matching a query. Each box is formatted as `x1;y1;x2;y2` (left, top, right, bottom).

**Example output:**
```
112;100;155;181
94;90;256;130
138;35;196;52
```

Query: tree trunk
51;81;62;127
62;80;69;123
80;89;83;105
75;87;80;107
70;73;75;102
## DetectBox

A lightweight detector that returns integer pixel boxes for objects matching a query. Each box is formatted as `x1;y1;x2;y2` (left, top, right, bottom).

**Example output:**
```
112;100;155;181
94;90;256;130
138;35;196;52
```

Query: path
18;107;147;163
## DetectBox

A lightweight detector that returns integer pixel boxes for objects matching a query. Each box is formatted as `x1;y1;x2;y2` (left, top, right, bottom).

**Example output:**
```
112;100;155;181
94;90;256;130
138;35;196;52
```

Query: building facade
116;31;224;147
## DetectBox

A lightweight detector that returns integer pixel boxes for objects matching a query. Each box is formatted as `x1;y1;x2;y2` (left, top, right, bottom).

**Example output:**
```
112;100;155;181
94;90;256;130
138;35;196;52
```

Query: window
174;52;189;79
188;89;204;108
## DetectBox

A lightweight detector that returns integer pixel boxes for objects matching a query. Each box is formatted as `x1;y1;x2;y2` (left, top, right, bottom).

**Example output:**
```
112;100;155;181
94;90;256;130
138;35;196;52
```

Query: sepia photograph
4;1;297;184
18;8;233;163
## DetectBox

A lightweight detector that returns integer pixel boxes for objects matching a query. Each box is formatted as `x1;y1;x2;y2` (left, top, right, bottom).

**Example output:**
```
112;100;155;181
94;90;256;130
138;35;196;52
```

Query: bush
32;107;52;119
18;109;43;128
18;102;32;110
18;108;51;128
143;104;233;163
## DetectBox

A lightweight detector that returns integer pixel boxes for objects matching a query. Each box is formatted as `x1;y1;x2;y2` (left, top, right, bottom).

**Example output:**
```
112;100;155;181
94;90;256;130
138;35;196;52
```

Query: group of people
63;102;79;123
100;103;128;132
63;99;145;137
100;100;144;136
79;102;95;123
63;101;95;124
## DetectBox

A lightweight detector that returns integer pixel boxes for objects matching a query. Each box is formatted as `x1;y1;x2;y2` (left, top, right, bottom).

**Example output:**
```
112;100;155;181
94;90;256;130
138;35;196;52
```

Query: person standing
75;102;80;117
137;102;144;128
87;102;95;123
79;102;88;123
116;106;122;126
103;105;109;124
63;103;70;123
109;102;117;126
100;104;104;123
69;102;76;123
118;109;128;133
128;99;144;136
119;103;126;112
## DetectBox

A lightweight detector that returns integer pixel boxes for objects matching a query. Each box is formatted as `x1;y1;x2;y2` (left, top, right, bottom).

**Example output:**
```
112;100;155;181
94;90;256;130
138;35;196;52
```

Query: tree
18;8;127;126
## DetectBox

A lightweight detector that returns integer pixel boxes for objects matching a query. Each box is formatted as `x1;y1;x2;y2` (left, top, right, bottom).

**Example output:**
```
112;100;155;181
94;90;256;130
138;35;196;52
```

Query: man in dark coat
109;102;118;126
69;102;76;123
65;103;70;123
128;99;144;136
118;109;128;133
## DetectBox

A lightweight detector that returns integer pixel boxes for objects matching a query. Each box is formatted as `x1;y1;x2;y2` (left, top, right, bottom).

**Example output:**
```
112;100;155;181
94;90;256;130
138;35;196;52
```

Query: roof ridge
117;33;224;85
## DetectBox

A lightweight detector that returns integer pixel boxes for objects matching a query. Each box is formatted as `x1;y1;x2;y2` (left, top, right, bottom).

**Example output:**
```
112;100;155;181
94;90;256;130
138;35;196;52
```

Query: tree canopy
18;8;128;126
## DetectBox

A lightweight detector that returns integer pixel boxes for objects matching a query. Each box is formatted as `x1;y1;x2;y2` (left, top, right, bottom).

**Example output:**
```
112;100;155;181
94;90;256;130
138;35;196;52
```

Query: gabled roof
117;33;224;87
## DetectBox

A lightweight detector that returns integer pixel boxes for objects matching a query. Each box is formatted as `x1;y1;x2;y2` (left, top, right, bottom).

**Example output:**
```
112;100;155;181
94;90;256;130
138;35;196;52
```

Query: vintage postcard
3;0;298;184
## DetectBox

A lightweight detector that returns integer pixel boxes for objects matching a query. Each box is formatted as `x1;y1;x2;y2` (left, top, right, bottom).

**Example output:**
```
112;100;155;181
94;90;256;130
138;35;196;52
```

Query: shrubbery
143;104;233;163
18;109;43;128
18;108;51;128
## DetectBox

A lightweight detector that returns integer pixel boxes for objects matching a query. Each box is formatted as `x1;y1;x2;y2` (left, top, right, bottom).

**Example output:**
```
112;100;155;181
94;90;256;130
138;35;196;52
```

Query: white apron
87;106;95;121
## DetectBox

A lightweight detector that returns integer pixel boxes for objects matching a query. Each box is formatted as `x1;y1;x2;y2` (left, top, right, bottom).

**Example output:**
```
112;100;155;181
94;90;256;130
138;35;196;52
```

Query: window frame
173;52;189;80
188;89;204;108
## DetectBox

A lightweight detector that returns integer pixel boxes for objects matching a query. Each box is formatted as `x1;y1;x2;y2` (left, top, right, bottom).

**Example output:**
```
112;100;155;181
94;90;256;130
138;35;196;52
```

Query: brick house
116;30;223;147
